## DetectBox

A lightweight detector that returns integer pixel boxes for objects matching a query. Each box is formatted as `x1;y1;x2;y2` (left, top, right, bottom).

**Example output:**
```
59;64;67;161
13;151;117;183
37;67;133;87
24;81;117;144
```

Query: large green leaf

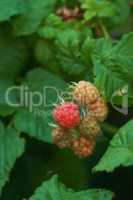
91;38;126;101
14;68;67;143
0;121;25;190
12;0;56;36
90;36;133;102
94;119;133;172
111;0;130;25
14;110;52;143
0;32;28;80
22;68;66;105
38;14;66;40
55;29;87;75
37;16;92;75
0;78;19;116
107;32;133;81
94;60;127;102
0;0;26;22
34;39;60;74
80;0;115;21
28;175;113;200
38;13;92;41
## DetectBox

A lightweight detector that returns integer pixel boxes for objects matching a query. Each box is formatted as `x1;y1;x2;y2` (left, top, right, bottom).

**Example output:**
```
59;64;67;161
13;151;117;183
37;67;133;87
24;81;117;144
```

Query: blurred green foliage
0;0;133;199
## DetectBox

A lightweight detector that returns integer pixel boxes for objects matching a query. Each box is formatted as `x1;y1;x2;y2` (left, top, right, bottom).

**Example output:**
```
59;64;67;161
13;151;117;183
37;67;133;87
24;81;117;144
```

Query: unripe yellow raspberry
79;116;101;138
73;81;100;105
87;98;108;122
51;127;72;149
72;136;95;158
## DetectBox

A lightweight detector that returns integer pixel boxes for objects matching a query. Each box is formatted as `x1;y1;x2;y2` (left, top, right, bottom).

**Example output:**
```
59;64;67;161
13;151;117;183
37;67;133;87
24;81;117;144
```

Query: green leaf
94;119;133;172
37;16;92;75
23;68;67;105
80;0;115;21
38;14;92;41
89;35;133;103
14;110;52;143
0;31;28;80
12;0;56;36
28;175;114;200
94;60;126;101
55;29;87;75
0;0;26;22
111;0;130;25
0;121;25;190
91;38;126;101
34;39;60;74
14;68;67;143
38;14;66;40
0;78;19;116
107;32;133;81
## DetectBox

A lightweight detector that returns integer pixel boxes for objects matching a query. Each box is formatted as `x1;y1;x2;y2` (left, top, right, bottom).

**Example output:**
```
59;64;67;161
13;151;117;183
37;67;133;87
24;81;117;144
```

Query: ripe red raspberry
72;136;95;158
73;81;100;105
52;102;80;128
87;98;108;122
51;127;72;149
79;116;101;138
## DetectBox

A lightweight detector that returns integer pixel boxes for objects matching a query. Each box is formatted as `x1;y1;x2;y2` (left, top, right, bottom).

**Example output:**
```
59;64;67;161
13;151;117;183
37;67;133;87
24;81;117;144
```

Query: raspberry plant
0;0;133;200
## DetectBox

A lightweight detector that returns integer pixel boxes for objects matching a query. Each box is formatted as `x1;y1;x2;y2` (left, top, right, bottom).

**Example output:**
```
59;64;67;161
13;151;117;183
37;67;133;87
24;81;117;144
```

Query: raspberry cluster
51;81;108;158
